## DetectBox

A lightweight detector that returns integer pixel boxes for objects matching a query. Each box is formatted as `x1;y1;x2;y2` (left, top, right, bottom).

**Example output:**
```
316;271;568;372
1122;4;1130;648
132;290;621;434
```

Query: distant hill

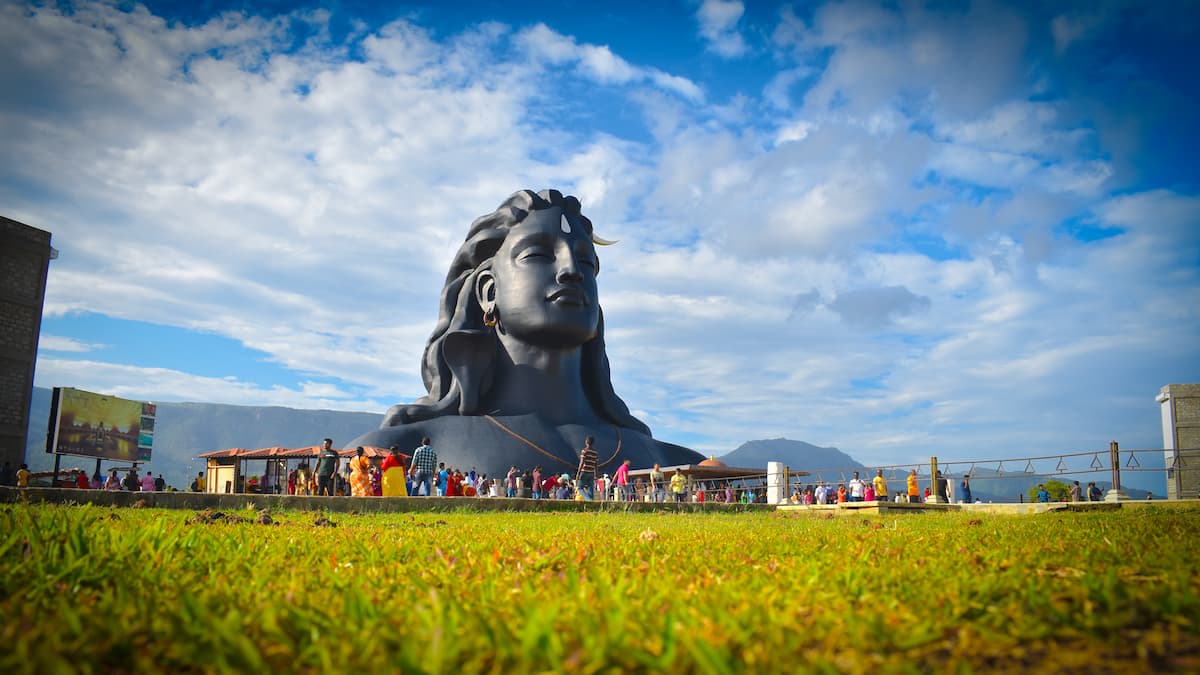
24;387;382;490
719;438;866;473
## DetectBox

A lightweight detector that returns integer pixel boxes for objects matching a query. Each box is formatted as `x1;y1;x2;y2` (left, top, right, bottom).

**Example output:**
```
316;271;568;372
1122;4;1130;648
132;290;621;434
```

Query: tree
1028;479;1070;502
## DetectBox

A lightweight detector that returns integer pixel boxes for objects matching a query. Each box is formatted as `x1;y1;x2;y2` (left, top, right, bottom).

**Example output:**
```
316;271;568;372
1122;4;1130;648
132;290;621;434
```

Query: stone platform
1;487;1182;515
0;486;771;514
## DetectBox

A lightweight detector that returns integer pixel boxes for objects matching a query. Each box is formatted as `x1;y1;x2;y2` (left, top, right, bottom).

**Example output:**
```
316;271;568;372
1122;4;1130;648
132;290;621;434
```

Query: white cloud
516;23;704;102
38;336;107;353
763;67;813;110
34;358;385;412
696;0;748;58
773;118;812;145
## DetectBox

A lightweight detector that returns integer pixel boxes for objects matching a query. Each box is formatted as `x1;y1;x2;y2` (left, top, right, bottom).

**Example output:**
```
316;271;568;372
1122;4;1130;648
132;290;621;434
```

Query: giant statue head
348;189;701;476
383;188;649;434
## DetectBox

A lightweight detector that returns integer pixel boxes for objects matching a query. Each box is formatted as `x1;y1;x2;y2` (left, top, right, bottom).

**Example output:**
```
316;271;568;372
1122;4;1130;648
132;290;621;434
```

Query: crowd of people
0;463;174;492
1;449;1143;505
784;469;991;505
1034;480;1107;502
258;438;773;502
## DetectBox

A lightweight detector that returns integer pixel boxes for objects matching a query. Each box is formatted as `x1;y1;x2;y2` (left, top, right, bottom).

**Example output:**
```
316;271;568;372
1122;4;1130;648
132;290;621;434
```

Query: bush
1027;478;1072;502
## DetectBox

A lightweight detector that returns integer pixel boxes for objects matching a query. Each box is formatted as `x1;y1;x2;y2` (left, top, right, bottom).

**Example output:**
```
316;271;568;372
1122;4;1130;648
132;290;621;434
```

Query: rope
483;415;622;471
597;426;623;469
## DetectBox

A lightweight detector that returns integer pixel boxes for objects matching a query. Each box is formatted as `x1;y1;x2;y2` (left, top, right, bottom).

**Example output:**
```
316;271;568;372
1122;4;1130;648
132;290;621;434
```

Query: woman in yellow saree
380;445;409;497
349;446;372;497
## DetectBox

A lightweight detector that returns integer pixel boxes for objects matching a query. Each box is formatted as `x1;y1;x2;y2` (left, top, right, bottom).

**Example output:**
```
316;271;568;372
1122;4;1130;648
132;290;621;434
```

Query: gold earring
483;308;497;328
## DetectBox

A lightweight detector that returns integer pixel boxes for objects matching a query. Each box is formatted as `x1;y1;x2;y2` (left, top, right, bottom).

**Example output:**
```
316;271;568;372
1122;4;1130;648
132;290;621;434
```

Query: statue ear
475;269;496;311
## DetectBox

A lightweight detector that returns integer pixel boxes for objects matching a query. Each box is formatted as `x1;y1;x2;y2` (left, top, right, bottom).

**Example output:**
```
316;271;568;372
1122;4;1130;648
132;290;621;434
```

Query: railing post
929;456;945;503
1105;440;1131;502
1110;440;1120;491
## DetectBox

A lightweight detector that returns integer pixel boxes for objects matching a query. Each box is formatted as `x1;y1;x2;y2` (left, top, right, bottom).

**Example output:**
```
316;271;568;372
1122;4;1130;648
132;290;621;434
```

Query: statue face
481;207;600;348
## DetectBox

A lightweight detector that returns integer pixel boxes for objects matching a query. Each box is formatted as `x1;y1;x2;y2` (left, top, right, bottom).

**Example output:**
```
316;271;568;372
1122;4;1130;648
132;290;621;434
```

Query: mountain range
720;438;865;473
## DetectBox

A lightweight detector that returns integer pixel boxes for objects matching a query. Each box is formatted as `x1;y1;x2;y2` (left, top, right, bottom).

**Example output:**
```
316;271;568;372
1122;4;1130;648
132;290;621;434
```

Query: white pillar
767;462;786;504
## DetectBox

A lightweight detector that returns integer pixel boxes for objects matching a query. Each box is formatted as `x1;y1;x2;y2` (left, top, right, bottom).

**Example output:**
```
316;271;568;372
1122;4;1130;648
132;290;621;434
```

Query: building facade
1159;383;1200;500
0;216;53;472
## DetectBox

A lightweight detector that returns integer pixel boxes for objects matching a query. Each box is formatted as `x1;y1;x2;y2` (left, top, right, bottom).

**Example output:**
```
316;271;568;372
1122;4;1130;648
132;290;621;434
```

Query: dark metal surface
346;190;702;476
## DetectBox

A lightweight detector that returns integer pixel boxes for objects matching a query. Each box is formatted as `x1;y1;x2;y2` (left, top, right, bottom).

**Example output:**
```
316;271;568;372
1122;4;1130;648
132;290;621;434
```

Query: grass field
1;502;1198;673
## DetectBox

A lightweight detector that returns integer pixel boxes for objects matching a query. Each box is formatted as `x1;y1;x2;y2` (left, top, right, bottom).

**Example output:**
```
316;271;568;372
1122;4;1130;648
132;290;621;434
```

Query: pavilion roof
198;445;396;460
624;463;800;481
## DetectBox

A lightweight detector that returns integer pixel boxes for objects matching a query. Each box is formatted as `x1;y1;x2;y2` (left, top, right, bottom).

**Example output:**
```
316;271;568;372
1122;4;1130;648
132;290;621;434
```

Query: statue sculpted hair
383;189;651;435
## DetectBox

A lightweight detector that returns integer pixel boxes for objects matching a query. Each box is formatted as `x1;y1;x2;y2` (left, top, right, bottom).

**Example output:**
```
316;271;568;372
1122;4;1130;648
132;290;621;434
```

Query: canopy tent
198;445;401;494
199;445;394;460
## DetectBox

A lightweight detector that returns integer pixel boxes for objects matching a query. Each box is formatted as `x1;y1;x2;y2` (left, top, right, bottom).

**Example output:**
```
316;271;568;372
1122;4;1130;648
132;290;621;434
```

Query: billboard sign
47;387;156;461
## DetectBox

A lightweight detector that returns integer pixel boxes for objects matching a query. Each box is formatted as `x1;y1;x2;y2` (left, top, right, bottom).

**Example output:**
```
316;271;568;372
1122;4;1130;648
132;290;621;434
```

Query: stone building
0;217;54;472
1159;383;1200;500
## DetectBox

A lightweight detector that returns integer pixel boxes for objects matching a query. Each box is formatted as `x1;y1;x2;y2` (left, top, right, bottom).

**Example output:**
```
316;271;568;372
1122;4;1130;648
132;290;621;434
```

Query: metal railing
780;443;1200;502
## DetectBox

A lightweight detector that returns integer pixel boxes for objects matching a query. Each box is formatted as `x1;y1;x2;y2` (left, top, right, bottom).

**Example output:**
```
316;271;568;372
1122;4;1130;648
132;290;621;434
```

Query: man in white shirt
847;472;867;502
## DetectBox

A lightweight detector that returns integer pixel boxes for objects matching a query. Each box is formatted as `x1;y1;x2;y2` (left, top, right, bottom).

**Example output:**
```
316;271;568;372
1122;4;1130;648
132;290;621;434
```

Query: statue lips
547;287;588;307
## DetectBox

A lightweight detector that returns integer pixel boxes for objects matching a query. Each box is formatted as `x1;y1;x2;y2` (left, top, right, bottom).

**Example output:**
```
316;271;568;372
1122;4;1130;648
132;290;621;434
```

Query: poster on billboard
47;387;156;462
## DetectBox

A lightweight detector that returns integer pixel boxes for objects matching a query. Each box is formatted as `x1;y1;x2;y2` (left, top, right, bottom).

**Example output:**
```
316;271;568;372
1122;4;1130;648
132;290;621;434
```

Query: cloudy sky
3;0;1198;468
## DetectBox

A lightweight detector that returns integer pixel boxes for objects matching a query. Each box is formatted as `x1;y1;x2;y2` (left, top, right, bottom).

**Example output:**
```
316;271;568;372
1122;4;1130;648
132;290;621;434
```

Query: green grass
1;503;1198;673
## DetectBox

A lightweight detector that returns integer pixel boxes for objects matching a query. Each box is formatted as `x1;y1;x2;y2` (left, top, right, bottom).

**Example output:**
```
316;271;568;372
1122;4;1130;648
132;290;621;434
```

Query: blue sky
3;0;1198;469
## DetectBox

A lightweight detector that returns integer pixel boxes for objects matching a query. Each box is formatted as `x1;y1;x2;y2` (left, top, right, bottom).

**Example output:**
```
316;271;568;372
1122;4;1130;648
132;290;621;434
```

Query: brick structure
1159;383;1200;500
0;217;53;472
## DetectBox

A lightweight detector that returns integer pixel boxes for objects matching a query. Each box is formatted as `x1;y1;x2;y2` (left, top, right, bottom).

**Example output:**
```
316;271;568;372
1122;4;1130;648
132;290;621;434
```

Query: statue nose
556;258;583;283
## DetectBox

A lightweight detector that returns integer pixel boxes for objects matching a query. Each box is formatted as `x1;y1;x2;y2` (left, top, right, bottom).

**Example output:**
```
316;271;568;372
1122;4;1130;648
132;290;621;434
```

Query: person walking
873;470;888;503
847;472;866;502
15;463;31;488
314;438;340;497
906;470;920;504
577;436;599;500
292;464;310;496
349;446;372;497
613;459;631;501
669;469;687;502
409;438;437;497
505;466;518;498
1068;481;1082;502
381;446;408;497
649;463;665;503
960;476;973;504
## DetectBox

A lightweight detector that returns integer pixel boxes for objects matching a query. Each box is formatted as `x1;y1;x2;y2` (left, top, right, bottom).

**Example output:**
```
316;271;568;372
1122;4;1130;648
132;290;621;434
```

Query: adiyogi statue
345;189;702;478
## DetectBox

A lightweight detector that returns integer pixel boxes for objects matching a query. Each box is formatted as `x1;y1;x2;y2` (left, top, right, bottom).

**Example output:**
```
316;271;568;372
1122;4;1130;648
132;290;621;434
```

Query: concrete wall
0;486;773;514
1160;383;1200;500
0;217;52;473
